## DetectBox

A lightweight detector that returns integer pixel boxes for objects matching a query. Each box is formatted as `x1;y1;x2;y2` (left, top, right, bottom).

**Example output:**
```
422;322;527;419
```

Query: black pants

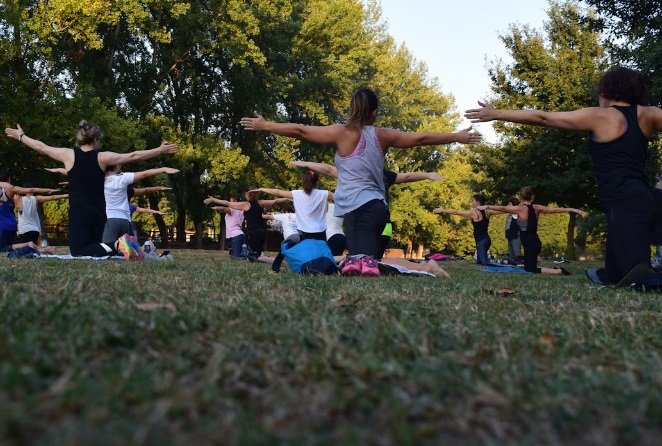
520;231;542;274
343;199;388;258
69;212;106;256
605;191;657;284
327;233;347;257
246;227;265;255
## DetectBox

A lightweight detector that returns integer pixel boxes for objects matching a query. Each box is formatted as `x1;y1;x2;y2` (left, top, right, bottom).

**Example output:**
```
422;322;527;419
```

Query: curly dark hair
597;67;649;105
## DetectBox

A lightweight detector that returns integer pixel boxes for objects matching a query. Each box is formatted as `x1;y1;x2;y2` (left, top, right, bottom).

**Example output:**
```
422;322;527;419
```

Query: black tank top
524;204;538;234
244;201;265;231
588;104;648;210
67;148;105;217
471;209;489;241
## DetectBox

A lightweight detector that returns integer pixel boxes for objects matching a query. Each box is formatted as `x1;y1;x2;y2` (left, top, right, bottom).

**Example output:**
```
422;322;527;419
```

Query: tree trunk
147;194;170;248
565;213;576;259
194;220;204;249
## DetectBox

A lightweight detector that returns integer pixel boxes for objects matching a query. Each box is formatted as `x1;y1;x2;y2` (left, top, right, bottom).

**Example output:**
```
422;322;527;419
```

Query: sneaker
341;256;362;276
116;234;137;261
128;235;144;260
269;269;279;275
554;257;571;264
360;256;381;277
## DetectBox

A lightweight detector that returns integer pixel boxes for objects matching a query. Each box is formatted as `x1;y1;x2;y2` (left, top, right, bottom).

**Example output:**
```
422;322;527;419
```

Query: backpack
505;216;520;240
281;239;338;275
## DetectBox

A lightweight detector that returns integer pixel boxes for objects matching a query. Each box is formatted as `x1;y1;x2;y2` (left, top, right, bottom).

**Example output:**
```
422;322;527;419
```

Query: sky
378;0;552;142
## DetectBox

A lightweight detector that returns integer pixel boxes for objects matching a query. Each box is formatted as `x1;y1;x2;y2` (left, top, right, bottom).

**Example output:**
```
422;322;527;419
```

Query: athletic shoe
554;257;571;264
360;256;381;277
116;234;135;261
128;235;144;260
341;256;362;276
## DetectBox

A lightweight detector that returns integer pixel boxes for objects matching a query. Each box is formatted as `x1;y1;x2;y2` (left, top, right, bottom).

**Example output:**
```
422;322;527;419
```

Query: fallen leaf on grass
539;334;559;346
332;296;349;307
134;302;176;312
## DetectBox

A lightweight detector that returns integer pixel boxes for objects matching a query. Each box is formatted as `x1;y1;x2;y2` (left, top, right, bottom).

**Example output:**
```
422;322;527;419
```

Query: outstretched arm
133;206;167;215
379;126;482;148
260;197;290;209
97;141;178;170
210;206;232;215
536;205;585;215
132;186;172;197
5;125;74;167
394;172;443;184
35;194;69;204
241;113;344;145
132;167;180;183
464;101;607;132
433;207;476;218
289;160;338;179
203;196;249;211
45;167;68;175
251;187;293;199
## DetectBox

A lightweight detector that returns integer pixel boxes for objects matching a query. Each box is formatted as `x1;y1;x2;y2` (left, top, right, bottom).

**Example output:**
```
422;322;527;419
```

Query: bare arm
289;160;338;178
35;194;69;204
536;205;585;215
97;141;178;170
259;197;290;209
45;167;68;175
203;196;250;211
11;186;59;195
210;206;232;214
464;101;614;133
394;172;443;184
5;125;74;167
378;126;482;149
252;187;294;199
132;167;180;183
433;207;476;219
132;186;172;197
241;113;345;145
134;206;167;215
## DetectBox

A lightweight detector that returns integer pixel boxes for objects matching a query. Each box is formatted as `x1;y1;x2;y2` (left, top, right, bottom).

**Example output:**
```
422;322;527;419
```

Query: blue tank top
67;148;105;218
333;126;386;217
588;104;648;210
0;189;17;231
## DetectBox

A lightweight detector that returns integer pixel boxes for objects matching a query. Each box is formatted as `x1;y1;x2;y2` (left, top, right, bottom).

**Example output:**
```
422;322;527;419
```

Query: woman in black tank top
204;188;289;258
5;120;178;256
465;67;662;284
480;187;583;275
434;194;500;265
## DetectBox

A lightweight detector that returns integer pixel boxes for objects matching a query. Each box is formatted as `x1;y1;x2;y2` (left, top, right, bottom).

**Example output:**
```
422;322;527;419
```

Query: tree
480;0;607;258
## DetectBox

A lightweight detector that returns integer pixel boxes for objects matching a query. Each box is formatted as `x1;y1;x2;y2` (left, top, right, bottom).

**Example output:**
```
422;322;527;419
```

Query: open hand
240;113;267;131
464;101;498;123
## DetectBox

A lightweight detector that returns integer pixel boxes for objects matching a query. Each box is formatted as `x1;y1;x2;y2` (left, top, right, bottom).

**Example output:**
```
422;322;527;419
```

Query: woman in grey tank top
241;88;481;276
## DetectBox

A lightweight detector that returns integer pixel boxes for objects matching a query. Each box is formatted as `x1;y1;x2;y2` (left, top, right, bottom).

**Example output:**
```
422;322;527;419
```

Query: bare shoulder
637;105;662;134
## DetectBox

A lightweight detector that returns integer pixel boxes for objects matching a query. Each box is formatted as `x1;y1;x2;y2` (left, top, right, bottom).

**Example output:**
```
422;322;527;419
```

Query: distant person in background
209;193;247;259
504;196;522;260
434;194;500;265
14;184;69;244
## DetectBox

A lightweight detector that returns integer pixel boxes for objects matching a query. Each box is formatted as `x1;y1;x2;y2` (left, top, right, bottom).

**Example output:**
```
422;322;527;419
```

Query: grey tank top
333;126;386;217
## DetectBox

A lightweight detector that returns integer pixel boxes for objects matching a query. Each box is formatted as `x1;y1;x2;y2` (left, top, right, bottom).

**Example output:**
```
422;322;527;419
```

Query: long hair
597;66;649;105
302;170;319;195
346;87;379;130
76;120;104;147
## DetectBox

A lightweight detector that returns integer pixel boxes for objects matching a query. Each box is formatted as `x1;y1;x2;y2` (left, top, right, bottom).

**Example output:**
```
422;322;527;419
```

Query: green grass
1;250;662;445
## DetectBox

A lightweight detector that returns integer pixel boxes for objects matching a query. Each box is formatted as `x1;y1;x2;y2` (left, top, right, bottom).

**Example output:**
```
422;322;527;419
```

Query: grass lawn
1;249;661;445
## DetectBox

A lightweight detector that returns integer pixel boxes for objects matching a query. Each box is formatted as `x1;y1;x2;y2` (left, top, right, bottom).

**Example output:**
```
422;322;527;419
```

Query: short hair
597;66;649;105
508;197;520;206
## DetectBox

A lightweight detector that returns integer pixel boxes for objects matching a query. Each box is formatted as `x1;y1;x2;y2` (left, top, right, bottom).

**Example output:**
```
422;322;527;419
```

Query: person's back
292;189;328;233
68;148;105;218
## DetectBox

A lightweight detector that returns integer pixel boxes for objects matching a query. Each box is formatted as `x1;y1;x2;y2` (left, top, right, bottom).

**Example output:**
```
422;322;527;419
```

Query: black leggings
69;212;106;256
520;231;542;274
246;227;266;254
343;199;389;258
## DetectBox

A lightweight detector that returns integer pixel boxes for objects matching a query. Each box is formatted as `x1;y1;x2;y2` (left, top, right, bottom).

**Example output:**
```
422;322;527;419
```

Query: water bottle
41;239;48;248
241;243;248;257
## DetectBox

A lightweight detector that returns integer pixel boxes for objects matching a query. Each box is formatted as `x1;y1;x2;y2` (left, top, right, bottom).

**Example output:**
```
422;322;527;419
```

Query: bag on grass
281;239;338;275
7;246;40;259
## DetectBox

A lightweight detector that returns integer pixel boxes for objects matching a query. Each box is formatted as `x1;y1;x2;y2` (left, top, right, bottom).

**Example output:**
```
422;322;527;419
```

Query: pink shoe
360;256;381;277
341;256;362;276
